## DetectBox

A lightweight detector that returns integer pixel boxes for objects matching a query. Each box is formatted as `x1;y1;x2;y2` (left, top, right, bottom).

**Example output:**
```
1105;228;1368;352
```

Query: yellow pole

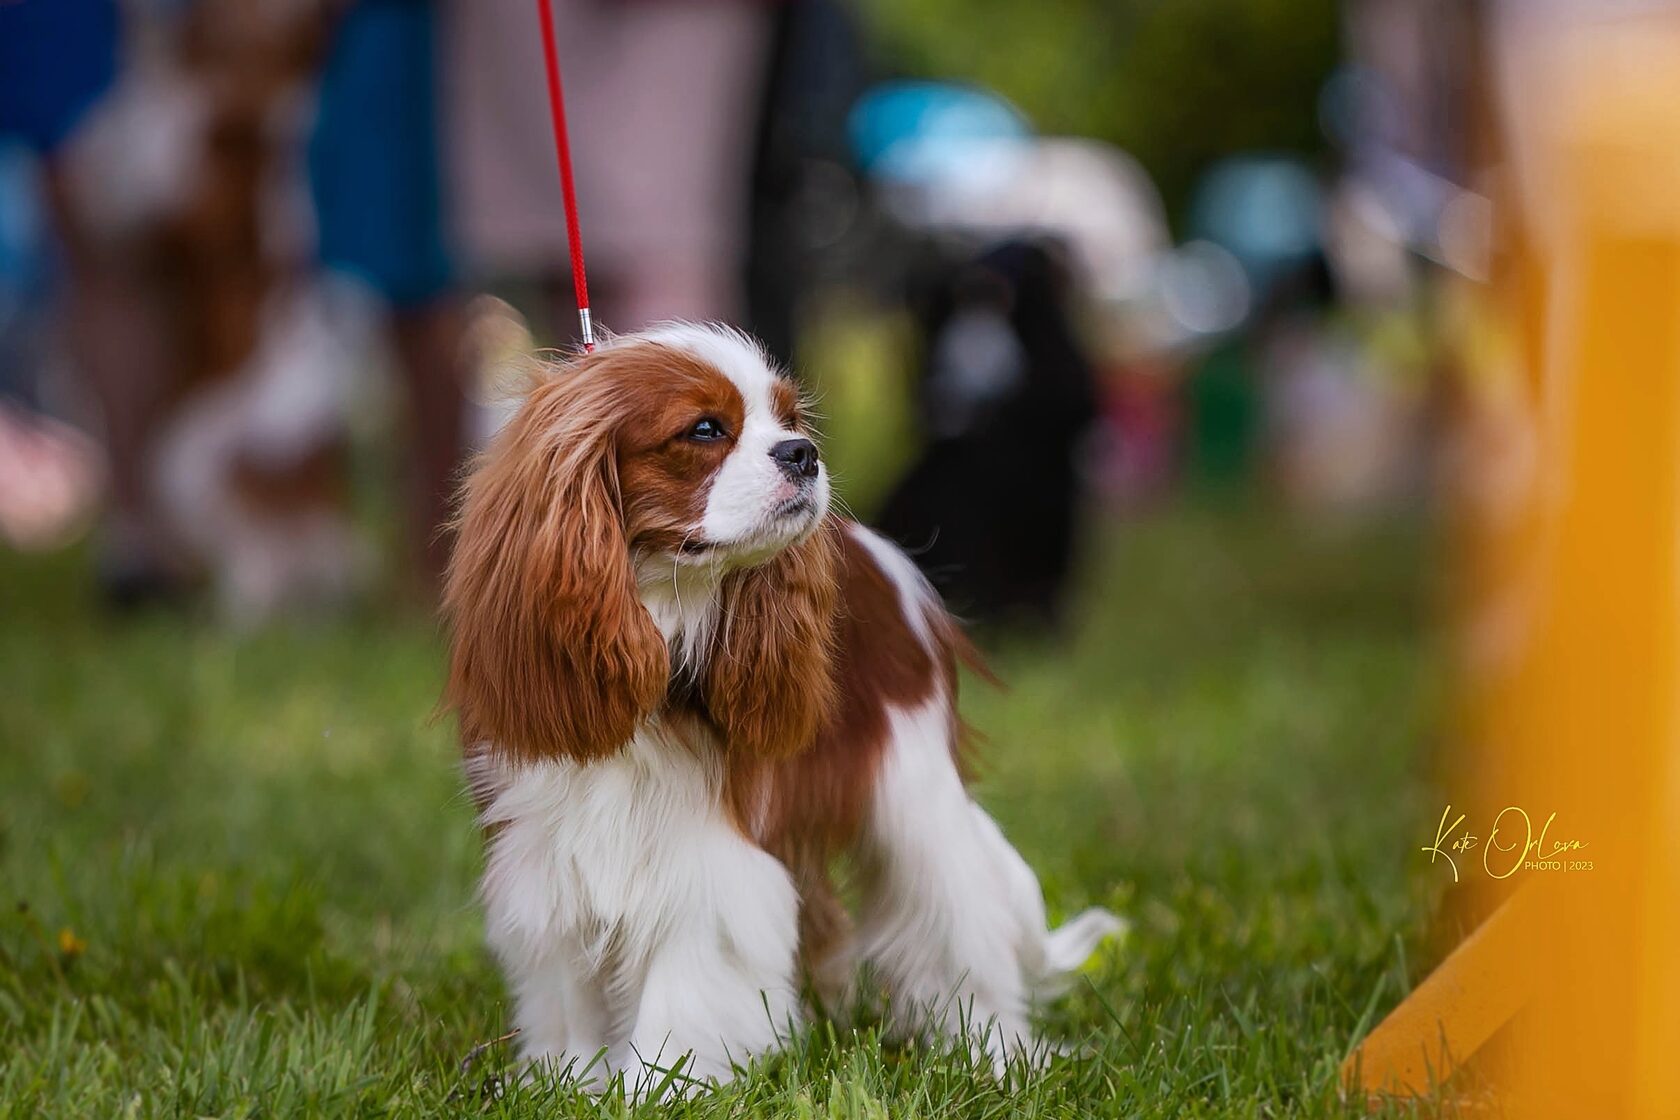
1344;7;1680;1114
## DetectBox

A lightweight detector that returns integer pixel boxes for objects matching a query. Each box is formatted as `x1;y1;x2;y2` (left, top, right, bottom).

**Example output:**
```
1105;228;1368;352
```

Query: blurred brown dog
62;0;364;620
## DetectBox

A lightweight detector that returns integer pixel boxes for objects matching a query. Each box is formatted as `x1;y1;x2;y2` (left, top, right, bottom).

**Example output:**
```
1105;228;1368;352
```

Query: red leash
534;0;594;350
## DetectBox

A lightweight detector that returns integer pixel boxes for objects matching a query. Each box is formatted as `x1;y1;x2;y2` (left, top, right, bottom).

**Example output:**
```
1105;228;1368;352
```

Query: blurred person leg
582;0;770;327
388;300;467;584
311;0;467;591
442;0;771;336
0;0;178;593
41;166;176;584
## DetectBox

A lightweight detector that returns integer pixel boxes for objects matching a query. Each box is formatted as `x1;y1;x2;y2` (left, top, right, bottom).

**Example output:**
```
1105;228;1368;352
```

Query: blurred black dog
875;239;1099;628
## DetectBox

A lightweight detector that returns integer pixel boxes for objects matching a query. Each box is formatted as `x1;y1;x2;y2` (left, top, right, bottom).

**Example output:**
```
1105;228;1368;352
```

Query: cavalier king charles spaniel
443;322;1119;1091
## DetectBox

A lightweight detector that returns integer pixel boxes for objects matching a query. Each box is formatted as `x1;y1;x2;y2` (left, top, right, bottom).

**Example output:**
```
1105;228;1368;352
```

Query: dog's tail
961;803;1126;1002
1031;907;1127;1000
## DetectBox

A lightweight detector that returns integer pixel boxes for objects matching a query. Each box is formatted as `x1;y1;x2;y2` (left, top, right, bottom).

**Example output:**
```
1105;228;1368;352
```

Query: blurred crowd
0;0;1500;629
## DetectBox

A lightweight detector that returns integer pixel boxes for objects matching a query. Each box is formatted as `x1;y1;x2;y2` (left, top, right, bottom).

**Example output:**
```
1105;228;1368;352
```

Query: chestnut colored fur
446;337;966;847
442;330;1121;1083
723;527;961;986
704;523;842;761
736;528;944;850
443;350;672;764
444;343;856;774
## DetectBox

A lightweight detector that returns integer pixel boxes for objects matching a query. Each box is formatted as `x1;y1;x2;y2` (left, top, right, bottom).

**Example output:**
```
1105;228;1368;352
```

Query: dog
876;240;1099;628
62;0;364;619
442;322;1119;1091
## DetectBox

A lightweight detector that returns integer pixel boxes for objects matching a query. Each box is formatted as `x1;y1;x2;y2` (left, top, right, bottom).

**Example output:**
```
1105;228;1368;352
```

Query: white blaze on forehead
633;322;780;409
631;322;827;550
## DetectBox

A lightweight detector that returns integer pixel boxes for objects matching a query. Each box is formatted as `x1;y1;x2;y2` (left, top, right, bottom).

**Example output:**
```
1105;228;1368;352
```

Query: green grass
0;506;1445;1118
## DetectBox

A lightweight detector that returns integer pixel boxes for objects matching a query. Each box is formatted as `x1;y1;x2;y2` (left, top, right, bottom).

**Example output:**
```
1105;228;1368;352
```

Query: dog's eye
687;418;726;441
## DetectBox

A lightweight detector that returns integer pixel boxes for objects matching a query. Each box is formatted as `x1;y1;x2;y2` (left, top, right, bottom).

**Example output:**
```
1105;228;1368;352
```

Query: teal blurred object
1188;156;1322;302
0;143;49;404
847;81;1030;184
309;0;453;309
0;0;115;399
0;144;46;295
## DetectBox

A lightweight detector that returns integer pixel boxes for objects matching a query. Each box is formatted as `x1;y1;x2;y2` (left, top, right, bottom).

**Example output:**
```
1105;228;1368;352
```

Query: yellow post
1343;7;1680;1114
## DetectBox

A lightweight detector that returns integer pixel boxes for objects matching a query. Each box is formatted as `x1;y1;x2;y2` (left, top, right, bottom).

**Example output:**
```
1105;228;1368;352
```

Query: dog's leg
780;841;856;1014
492;937;616;1083
855;694;1122;1073
479;806;624;1087
622;838;804;1093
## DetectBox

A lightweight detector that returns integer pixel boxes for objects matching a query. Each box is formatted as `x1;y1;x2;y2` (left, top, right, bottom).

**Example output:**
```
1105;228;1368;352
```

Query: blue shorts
309;0;453;308
0;0;120;154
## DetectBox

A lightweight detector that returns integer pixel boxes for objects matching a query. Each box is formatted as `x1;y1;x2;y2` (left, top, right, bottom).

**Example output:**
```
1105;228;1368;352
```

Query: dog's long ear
704;518;841;759
443;365;668;764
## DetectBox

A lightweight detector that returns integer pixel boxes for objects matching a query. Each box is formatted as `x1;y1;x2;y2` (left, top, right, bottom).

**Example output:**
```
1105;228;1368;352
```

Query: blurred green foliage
861;0;1341;220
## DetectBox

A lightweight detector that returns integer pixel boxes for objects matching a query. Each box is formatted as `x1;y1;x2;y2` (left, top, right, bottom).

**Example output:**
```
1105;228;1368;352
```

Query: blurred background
16;0;1645;1112
0;0;1494;627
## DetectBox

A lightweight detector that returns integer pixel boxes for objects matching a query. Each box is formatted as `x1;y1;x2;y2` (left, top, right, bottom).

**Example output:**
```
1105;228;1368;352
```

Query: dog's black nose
770;438;819;480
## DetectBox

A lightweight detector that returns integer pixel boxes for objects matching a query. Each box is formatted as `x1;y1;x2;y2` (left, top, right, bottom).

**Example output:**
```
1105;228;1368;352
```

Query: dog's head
443;323;839;766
